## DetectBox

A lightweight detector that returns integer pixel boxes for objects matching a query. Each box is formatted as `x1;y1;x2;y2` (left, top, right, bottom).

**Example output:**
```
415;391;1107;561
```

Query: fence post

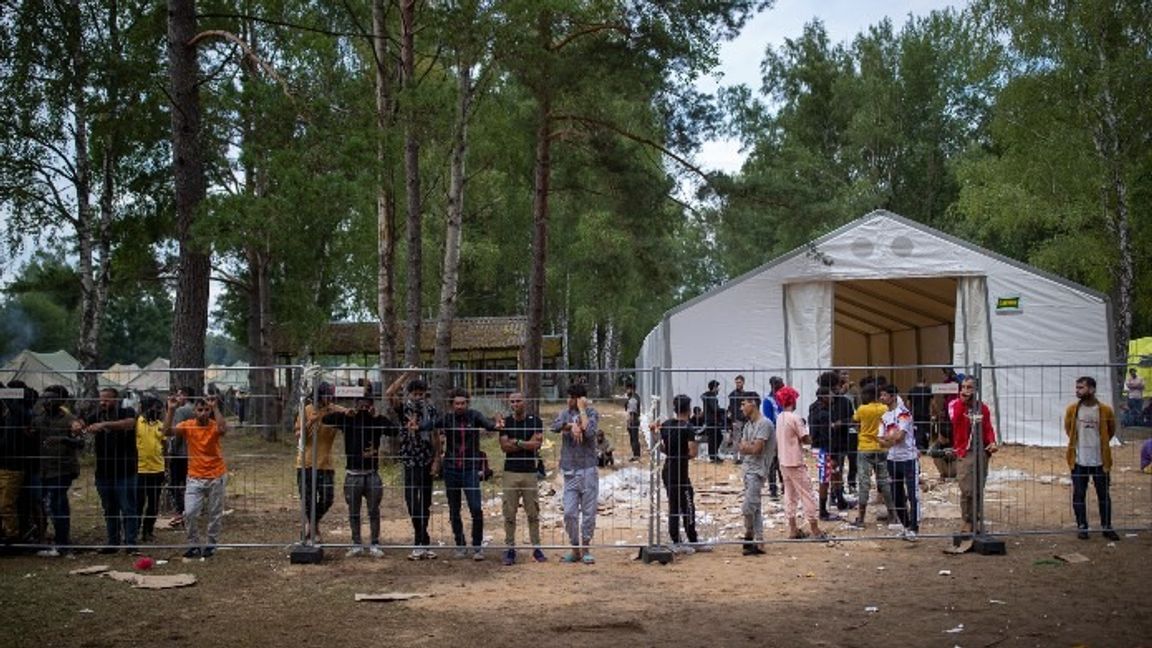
969;361;1006;555
640;366;673;564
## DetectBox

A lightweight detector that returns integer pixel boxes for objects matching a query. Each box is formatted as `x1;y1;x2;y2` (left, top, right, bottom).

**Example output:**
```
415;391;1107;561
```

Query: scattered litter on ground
1054;552;1090;564
943;623;964;633
989;599;1006;605
938;569;952;576
864;606;879;613
79;608;94;614
69;565;111;576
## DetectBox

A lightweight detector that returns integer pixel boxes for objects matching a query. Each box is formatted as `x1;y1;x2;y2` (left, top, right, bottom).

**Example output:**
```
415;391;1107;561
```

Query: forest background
0;0;1148;408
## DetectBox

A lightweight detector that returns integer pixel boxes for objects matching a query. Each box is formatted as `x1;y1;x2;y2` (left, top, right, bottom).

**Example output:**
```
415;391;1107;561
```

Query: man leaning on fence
948;377;998;535
438;388;501;561
386;373;441;561
499;391;547;565
84;388;139;553
1063;376;1119;542
164;394;228;558
295;383;339;544
323;389;395;557
551;383;600;564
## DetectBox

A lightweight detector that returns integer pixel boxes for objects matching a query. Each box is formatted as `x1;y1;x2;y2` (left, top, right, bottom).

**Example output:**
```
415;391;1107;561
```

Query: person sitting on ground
596;429;615;468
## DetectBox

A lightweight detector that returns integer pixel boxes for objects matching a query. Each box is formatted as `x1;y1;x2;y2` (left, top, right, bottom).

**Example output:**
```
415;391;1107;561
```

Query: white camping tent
126;357;171;392
635;210;1114;447
0;350;82;393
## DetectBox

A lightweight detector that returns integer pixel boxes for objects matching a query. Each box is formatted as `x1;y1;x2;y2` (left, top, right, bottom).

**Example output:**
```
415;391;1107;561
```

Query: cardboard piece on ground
355;592;433;602
70;565;112;576
102;570;198;589
1055;552;1090;564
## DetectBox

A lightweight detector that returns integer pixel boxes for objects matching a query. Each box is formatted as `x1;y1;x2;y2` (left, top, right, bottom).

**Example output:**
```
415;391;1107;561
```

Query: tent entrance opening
832;277;957;389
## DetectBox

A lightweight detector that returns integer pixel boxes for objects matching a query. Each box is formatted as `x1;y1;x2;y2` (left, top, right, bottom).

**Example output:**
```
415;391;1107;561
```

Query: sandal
789;530;808;540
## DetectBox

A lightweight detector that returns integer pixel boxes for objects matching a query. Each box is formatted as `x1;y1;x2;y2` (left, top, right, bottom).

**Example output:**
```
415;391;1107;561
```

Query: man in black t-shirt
498;392;546;565
701;380;723;463
437;388;501;560
653;394;706;553
726;375;750;463
323;392;396;557
83;387;139;552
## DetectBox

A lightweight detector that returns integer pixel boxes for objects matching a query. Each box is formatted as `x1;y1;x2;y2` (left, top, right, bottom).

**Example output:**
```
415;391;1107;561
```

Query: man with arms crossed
499;392;547;565
738;392;774;555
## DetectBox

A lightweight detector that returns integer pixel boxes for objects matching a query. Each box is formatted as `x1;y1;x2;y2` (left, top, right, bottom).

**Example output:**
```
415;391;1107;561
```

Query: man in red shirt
948;377;998;534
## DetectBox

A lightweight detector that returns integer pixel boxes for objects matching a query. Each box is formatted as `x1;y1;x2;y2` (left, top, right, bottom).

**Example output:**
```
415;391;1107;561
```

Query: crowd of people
1;366;1148;562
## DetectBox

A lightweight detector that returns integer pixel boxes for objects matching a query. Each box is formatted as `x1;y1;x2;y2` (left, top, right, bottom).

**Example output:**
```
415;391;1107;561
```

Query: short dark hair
672;394;692;415
741;391;761;407
1076;376;1096;389
568;383;587;399
451;387;470;401
817;371;839;389
735;374;745;381
100;387;119;397
879;384;898;397
769;376;784;391
707;379;719;390
407;379;428;393
861;385;877;404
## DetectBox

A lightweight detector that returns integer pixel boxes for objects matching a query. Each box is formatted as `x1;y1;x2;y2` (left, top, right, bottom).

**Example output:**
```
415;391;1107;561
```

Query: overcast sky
694;0;963;174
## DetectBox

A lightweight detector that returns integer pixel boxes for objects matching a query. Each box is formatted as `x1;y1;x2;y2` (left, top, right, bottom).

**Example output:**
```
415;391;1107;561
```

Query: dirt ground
1;407;1150;647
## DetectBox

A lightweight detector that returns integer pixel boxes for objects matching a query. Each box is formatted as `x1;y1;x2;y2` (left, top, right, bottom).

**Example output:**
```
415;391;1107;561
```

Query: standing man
32;386;84;556
295;382;339;544
701;380;723;463
437;388;501;561
848;385;893;529
907;375;933;450
726;375;751;463
551;383;600;564
164;395;228;558
624;383;641;463
84;388;139;553
775;386;826;540
949;376;998;535
652;394;703;554
385;373;441;560
1125;368;1145;427
1064;376;1119;541
498;392;546;565
877;385;919;541
323;391;394;557
737;392;774;555
762;376;785;499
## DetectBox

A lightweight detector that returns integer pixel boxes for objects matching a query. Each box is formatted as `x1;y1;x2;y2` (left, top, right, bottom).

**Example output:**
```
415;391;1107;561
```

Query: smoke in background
0;300;37;363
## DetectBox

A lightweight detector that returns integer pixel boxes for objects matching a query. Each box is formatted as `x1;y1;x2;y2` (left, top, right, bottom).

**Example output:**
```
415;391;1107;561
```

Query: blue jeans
41;474;76;547
1126;398;1144;426
443;463;483;547
95;475;139;546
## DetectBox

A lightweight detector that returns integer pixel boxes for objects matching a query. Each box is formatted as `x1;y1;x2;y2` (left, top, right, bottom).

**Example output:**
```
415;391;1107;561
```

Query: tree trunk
167;0;209;392
374;0;399;386
524;92;551;414
431;59;473;403
400;0;423;368
66;0;98;399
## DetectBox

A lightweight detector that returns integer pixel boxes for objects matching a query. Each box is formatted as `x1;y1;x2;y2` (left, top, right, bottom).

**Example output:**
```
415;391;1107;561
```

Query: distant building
272;316;564;397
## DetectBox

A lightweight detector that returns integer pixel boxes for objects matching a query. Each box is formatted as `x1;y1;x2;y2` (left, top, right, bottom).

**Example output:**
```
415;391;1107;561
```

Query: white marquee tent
635;211;1114;447
0;350;82;393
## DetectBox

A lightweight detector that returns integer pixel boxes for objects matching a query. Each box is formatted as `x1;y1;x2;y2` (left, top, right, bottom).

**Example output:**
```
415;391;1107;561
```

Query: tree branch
188;29;294;99
551;113;711;182
552;22;631;51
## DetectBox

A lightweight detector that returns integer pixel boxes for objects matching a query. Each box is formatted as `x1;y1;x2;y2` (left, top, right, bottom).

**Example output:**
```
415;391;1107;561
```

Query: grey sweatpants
185;475;226;547
742;472;765;541
562;467;599;547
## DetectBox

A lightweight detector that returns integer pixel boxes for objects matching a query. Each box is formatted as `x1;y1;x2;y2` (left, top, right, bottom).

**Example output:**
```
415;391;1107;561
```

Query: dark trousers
444;463;483;547
136;472;165;538
1071;464;1112;529
704;425;722;460
887;459;919;532
664;476;698;544
41;474;75;546
95;475;139;546
627;414;641;459
403;464;433;546
344;472;383;545
768;456;783;497
166;456;187;515
296;468;335;527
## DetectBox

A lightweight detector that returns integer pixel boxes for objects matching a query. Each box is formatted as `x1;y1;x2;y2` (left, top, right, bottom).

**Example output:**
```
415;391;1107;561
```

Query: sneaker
183;547;202;559
531;548;548;563
560;551;581;563
903;529;918;542
407;549;425;561
472;549;485;562
202;546;216;558
346;546;365;558
502;549;516;566
453;547;469;560
36;548;60;558
742;544;765;556
672;543;696;556
844;519;865;530
422;549;437;560
368;545;385;558
1102;529;1120;542
581;552;595;564
1077;529;1090;540
693;543;714;553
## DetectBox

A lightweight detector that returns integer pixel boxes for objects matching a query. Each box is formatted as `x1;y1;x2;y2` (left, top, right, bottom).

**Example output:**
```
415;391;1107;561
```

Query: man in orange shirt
164;394;228;558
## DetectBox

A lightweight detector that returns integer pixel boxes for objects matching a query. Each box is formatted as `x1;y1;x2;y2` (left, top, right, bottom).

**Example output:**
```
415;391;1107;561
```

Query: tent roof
663;210;1108;322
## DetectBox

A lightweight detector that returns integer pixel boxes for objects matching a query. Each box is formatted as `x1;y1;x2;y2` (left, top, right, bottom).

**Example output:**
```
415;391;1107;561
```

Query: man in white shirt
1063;376;1118;541
1125;368;1145;426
